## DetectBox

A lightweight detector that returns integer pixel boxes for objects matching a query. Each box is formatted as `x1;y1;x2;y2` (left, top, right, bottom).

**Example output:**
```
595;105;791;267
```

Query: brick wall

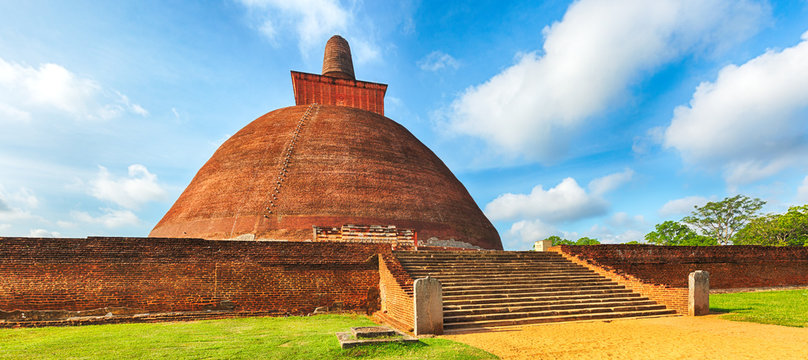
556;245;808;290
312;224;415;249
553;249;689;314
377;254;414;330
0;237;390;315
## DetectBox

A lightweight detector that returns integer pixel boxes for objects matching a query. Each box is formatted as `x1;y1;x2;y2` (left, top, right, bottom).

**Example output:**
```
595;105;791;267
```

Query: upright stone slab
413;277;443;335
533;239;552;251
688;270;710;316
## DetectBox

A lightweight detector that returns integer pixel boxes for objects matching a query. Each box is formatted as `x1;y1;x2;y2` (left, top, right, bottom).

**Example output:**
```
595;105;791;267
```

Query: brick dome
150;105;502;249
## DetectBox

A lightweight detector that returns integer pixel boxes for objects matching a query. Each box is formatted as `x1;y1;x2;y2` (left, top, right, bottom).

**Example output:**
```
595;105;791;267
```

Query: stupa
149;35;502;250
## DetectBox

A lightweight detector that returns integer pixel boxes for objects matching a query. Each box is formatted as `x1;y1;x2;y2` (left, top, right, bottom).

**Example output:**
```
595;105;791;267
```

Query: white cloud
632;126;665;155
90;164;167;210
350;38;381;66
0;185;39;221
418;51;459;72
242;0;349;46
0;224;10;231
72;209;140;228
445;0;767;162
586;224;645;244
28;229;61;238
659;196;710;216
485;169;632;223
588;168;634;196
665;31;808;185
798;176;808;203
0;57;147;122
486;178;607;223
238;0;384;65
506;219;560;245
607;212;646;229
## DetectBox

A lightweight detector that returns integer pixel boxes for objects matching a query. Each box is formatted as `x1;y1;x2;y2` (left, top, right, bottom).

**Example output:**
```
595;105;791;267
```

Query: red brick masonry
377;254;414;330
0;237;389;315
291;71;387;115
554;245;808;314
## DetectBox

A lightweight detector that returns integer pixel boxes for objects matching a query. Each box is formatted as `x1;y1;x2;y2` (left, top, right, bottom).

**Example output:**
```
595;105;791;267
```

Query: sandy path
442;315;808;359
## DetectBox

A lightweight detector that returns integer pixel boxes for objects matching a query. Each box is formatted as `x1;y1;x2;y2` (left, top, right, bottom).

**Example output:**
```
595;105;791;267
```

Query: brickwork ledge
0;309;287;328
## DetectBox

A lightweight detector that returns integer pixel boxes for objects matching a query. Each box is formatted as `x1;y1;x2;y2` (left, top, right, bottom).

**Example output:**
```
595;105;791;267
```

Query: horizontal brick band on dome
150;105;502;250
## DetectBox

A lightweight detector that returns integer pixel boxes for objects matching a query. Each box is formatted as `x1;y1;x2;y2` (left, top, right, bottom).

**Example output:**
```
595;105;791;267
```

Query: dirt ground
442;315;808;360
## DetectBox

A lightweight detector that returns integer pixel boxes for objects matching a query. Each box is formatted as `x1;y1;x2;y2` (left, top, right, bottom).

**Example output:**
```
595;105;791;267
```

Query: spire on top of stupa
321;35;355;80
290;35;388;115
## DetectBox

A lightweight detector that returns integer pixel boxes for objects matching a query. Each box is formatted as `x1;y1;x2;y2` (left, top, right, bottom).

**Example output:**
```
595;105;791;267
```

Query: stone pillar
533;239;552;251
413;277;443;335
688;270;710;316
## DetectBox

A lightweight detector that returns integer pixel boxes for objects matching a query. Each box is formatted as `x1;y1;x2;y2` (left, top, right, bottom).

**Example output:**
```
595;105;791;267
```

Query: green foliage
547;236;600;246
644;221;717;246
623;241;643;245
711;289;808;327
0;315;496;360
575;237;600;245
681;195;765;245
735;205;808;246
546;235;567;246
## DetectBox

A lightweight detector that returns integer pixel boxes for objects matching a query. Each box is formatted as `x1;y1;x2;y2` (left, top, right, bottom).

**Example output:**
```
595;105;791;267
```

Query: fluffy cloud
585;225;645;244
588;169;634;196
446;0;767;162
72;209;140;228
607;212;646;229
238;0;381;64
506;219;560;245
90;164;167;210
28;229;61;238
665;31;808;185
0;57;147;122
486;169;633;223
798;176;808;203
418;51;460;72
240;0;348;46
658;196;710;216
0;185;39;221
486;178;608;223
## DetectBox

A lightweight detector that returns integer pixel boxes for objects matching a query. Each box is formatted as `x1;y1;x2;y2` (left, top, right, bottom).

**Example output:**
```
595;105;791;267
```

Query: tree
546;236;600;246
735;205;808;246
681;195;765;245
644;220;717;246
575;237;600;245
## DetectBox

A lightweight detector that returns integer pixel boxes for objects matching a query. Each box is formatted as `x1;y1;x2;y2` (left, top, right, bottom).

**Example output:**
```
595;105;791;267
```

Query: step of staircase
393;250;675;330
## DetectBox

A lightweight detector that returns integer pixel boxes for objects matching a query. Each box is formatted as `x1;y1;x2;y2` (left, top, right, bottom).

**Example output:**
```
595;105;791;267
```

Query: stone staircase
393;250;675;331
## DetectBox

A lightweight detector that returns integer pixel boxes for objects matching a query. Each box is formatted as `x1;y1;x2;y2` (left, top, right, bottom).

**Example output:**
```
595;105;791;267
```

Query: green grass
0;314;497;359
711;289;808;327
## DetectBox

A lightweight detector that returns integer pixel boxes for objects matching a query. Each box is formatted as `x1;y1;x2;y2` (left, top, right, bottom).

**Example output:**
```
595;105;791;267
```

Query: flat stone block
351;326;397;338
336;327;418;349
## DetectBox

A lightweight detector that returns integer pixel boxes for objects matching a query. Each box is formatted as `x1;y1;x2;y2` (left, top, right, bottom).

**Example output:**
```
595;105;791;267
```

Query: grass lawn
710;289;808;327
0;314;497;359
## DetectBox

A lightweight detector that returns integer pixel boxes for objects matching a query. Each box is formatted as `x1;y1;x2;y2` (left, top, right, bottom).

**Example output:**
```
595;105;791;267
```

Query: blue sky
1;0;807;250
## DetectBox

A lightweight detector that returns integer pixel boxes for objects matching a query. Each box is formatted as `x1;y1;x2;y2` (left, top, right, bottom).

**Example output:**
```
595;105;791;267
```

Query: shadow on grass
709;307;753;314
342;341;428;357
